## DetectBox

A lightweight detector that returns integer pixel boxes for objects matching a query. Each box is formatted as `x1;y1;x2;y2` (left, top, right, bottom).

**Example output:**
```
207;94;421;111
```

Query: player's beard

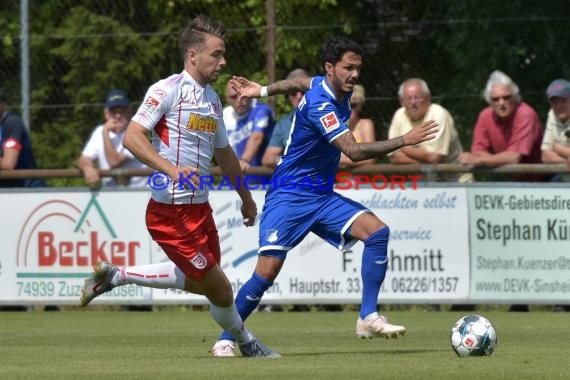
331;75;352;95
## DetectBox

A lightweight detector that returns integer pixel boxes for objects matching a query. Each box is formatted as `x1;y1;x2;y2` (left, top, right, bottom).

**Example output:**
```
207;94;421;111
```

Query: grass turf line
0;310;567;379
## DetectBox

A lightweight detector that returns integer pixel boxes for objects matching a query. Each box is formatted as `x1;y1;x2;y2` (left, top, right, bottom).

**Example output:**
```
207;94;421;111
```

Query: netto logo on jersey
186;114;217;133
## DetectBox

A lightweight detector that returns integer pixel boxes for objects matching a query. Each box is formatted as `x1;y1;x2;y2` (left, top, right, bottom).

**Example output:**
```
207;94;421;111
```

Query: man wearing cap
0;87;45;187
77;88;147;187
459;70;544;183
541;79;570;182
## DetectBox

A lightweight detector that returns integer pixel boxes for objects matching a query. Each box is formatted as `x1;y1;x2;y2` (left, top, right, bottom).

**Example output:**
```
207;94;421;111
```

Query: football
450;315;497;357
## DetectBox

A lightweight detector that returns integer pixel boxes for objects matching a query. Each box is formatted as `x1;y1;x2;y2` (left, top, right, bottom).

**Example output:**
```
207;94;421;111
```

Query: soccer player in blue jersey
212;37;439;357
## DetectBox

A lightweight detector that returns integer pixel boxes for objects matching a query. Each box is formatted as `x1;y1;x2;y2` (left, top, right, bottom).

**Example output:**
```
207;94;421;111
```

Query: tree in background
1;0;569;184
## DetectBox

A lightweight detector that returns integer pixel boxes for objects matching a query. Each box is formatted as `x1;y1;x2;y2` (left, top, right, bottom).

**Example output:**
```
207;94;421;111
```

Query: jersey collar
320;76;351;108
321;77;338;101
182;70;205;89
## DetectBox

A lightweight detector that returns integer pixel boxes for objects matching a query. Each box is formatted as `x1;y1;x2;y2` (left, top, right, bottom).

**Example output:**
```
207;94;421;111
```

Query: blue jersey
224;99;274;167
269;76;351;194
0;111;44;188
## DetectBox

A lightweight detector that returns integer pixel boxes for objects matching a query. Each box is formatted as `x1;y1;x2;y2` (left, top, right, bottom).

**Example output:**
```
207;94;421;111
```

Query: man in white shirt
77;89;147;187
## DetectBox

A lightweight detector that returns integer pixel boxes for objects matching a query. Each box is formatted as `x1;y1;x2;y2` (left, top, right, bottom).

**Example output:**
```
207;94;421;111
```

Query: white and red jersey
132;70;228;204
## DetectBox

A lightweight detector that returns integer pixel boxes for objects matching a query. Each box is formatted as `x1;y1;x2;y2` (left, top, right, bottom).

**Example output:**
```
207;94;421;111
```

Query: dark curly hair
320;37;363;70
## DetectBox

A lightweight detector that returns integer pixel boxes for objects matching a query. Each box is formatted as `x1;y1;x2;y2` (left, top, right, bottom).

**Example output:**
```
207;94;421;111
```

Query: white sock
209;303;253;345
111;261;185;289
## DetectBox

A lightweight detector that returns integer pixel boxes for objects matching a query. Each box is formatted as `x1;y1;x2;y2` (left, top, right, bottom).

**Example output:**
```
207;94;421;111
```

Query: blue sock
360;226;390;319
218;271;272;341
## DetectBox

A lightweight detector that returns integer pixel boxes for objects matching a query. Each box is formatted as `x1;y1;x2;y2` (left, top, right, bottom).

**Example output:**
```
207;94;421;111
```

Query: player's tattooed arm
229;76;312;99
333;119;439;161
333;133;406;161
266;77;312;96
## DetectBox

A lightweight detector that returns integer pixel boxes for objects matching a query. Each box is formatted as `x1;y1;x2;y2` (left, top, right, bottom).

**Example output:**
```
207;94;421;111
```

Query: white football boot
356;314;406;339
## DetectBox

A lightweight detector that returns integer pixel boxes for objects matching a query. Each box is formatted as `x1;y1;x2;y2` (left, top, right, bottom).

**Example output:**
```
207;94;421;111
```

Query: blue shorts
258;191;370;257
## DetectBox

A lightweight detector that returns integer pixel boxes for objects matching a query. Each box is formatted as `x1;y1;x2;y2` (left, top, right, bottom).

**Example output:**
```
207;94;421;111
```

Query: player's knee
255;252;285;280
378;221;389;231
365;226;390;245
256;268;279;282
207;286;235;307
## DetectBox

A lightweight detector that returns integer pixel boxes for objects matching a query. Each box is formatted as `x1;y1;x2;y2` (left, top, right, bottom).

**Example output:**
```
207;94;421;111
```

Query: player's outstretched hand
403;120;439;146
229;76;262;101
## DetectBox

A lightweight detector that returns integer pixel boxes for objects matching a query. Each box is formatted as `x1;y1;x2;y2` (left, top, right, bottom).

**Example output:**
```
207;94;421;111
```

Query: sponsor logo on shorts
190;252;208;269
265;229;278;243
319;111;340;132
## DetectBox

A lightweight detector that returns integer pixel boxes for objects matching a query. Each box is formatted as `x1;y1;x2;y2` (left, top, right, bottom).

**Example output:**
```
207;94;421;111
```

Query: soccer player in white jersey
79;14;279;359
211;37;439;357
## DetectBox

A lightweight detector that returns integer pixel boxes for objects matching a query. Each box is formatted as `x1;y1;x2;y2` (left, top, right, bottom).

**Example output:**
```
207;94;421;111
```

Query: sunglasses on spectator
491;94;512;102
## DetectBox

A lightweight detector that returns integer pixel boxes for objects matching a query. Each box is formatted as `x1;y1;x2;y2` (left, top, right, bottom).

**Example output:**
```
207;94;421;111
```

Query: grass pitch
0;309;567;379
